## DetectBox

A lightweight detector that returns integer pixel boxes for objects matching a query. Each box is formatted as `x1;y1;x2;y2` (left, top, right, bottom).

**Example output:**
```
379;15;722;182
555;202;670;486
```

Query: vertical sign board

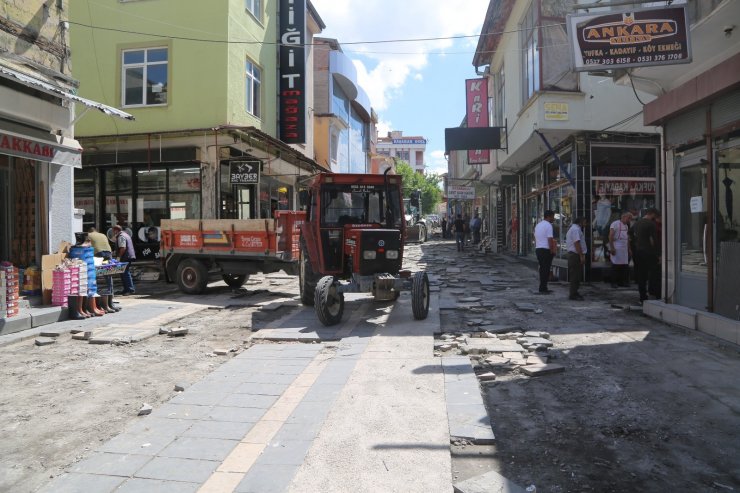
567;6;691;71
465;78;490;165
279;0;306;143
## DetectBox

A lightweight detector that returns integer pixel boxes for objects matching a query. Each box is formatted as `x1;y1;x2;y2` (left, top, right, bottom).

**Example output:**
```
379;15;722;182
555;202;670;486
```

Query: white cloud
413;73;423;81
426;149;449;176
311;0;488;111
376;118;393;137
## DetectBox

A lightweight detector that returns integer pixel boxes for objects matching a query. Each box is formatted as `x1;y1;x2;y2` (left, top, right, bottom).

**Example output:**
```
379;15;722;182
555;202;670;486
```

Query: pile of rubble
435;327;565;380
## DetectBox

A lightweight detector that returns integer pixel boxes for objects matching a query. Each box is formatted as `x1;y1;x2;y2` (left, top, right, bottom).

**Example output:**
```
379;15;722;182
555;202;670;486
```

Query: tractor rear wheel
411;271;430;320
299;244;318;306
176;259;208;294
315;276;344;326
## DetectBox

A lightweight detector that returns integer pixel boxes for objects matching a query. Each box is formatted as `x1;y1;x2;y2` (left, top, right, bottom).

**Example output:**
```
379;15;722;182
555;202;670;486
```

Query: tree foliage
394;161;443;215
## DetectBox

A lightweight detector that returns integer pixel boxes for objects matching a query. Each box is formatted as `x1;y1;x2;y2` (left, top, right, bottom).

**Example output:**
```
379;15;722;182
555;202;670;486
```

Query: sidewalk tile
37;473;124;493
97;431;177;456
198;472;244;493
233;382;290;395
125;417;193;436
134;457;219;483
241;420;283;444
183;420;255;440
159;436;238;461
272;421;323;442
217;442;264;473
235;464;298;493
69;452;151;477
220;393;280;409
206;405;266;423
259;440;312;465
116;478;200;493
169;392;225;406
150;403;213;420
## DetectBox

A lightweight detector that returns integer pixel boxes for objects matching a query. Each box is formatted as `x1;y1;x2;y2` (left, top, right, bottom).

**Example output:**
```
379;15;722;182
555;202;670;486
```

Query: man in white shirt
566;217;588;300
534;210;557;293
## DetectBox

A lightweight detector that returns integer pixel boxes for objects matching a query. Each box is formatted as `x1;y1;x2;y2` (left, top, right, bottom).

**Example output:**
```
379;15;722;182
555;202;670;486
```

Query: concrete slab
116;478;200;493
37;473;125;493
521;364;565;376
514;302;537;312
134;456;220;483
0;312;32;335
70;452;152;477
453;469;527;493
31;306;66;327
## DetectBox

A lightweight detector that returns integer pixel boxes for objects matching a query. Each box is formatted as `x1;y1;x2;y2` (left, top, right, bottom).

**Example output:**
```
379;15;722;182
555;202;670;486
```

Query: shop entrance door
236;186;254;219
0;157;9;261
676;154;708;310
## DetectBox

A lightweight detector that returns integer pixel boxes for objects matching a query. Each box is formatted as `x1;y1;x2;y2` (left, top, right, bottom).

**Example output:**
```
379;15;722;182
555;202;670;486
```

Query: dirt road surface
1;239;739;493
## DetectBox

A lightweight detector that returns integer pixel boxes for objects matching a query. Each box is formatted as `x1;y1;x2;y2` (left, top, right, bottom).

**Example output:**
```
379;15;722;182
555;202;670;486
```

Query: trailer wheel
419;224;427;243
222;274;247;289
299;245;318;306
176;259;208;294
411;271;430;320
314;276;344;326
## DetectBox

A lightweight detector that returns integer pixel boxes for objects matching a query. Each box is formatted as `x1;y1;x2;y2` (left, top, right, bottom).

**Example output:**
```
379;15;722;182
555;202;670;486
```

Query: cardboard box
42;253;67;305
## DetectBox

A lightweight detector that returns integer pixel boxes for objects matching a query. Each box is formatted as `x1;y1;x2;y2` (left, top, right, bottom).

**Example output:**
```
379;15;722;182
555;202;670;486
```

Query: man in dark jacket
633;208;660;303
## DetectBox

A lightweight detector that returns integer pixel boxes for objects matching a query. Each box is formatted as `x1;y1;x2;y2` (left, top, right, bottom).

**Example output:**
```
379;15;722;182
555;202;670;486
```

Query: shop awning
0;119;83;168
0;65;134;121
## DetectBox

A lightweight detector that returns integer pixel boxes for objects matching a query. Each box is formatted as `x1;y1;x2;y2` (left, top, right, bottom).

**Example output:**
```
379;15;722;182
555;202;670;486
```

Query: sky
310;0;490;175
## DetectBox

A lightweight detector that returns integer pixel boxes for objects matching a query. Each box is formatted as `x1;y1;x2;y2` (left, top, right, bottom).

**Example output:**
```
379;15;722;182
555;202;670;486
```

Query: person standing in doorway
534;210;557;294
454;214;466;252
113;224;136;295
608;212;632;288
441;216;447;239
566;217;587;300
633;208;660;303
470;213;482;245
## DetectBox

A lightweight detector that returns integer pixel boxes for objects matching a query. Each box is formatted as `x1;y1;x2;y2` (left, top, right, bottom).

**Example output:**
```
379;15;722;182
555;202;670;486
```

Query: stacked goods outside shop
1;263;20;319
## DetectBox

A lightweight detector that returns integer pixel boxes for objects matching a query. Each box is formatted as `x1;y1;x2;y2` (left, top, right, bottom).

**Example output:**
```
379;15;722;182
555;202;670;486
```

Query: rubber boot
67;295;85;320
80;296;93;318
108;295;121;312
99;295;116;314
88;296;105;316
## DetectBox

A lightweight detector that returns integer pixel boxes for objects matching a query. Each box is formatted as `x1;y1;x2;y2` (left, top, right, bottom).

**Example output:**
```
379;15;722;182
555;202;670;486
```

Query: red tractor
299;170;430;326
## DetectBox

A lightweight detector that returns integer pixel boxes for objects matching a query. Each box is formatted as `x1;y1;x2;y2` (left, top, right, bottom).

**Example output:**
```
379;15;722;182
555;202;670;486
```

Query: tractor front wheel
299;244;318;306
411;271;430;320
315;276;344;326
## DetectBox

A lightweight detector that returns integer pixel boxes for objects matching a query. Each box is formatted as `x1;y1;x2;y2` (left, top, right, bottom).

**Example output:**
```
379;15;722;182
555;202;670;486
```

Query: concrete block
466;339;525;353
35;337;56;346
477;372;496;382
514;302;537;312
480;324;521;334
168;327;189;337
715;318;740;345
39;330;61;337
134;456;219;483
0;313;32;335
517;337;553;348
72;331;92;340
453;469;526;493
521;364;565;376
31;306;65;327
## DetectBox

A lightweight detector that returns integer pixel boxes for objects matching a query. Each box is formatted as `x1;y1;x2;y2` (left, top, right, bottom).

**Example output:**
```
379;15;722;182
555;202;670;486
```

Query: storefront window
137;169;166;193
74;167;96;230
679;164;707;274
170;193;201;220
591;145;658;262
169;167;201;192
106;168;132;193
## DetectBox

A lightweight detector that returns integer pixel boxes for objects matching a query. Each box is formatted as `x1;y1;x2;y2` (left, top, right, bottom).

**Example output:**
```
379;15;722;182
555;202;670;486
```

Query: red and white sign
465;79;490;165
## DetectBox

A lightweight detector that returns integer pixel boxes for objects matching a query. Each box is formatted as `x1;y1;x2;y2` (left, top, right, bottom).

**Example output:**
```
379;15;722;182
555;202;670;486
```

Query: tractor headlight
385;250;399;259
363;250;377;260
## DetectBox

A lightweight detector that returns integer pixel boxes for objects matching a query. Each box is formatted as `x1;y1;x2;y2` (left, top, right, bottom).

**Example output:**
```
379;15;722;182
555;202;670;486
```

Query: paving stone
521;363;565;376
168;327;189;337
97;431;177;456
183;420;254;440
159;436;238;462
116;478;200;493
259;439;312;465
485;355;511;366
219;393;279;409
517;337;553;347
514;302;537;312
235;463;299;493
466;339;525;353
138;403;153;416
439;299;459;310
70;452;152;477
72;331;92;340
527;355;548;365
453;469;526;493
459;297;482;303
501;351;524;358
134;456;219;483
39;330;61;337
213;349;229;356
524;331;550;339
37;473;125;493
150;403;213;421
34;337;56;346
206;406;266;423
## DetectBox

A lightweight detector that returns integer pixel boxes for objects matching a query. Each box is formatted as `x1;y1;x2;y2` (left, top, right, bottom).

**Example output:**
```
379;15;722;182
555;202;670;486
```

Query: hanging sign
567;6;691;71
465;78;490;165
229;160;261;185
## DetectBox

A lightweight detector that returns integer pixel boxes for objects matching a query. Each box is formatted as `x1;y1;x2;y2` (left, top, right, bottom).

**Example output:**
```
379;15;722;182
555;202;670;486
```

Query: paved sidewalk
40;292;456;493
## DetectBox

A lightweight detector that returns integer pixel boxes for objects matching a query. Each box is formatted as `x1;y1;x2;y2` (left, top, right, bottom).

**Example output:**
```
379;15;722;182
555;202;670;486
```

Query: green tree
395;161;443;215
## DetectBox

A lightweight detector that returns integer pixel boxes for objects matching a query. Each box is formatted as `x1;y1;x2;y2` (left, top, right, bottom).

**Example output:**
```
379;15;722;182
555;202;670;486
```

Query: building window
246;58;262;117
396;150;410;162
122;47;168;107
520;1;540;103
246;0;262;22
494;65;505;126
